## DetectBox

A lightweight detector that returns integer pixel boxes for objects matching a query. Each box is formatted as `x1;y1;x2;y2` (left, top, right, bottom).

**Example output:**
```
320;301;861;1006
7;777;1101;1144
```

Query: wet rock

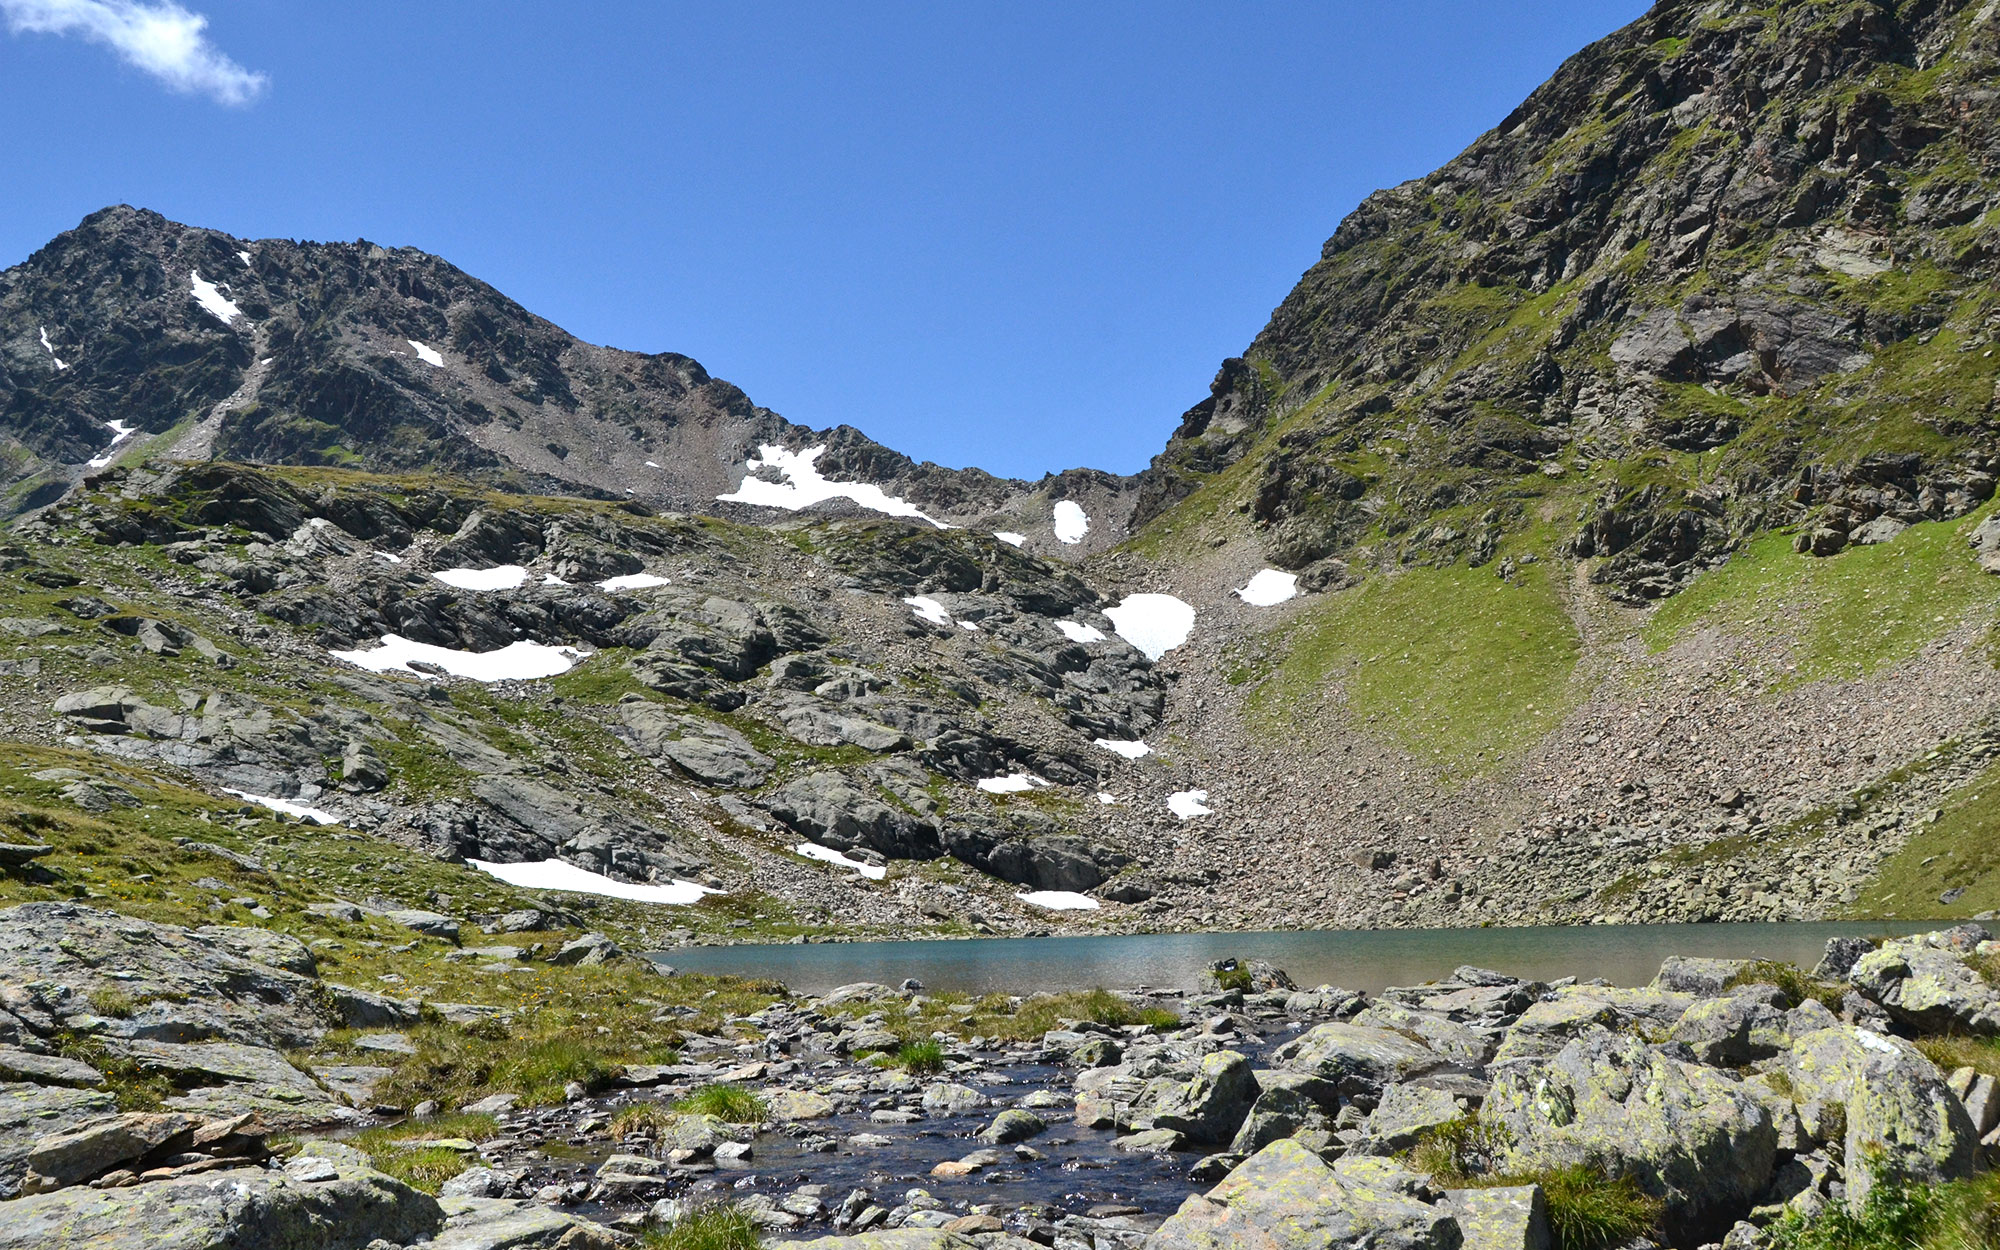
1144;1051;1261;1146
978;1108;1048;1144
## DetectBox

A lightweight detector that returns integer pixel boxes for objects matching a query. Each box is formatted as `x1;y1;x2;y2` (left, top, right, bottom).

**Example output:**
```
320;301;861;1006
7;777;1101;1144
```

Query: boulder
1654;957;1749;997
0;1156;441;1250
1847;933;2000;1036
550;932;623;966
1446;1186;1550;1250
1144;1050;1261;1146
1146;1142;1460;1250
1484;1034;1776;1245
25;1111;202;1187
0;1084;118;1197
1228;1083;1332;1156
619;702;773;787
1785;1026;1978;1212
1490;987;1692;1064
1353;1083;1465;1156
1271;1023;1448;1093
979;1108;1047;1144
921;1083;988;1116
428;1195;621;1249
1667;993;1790;1068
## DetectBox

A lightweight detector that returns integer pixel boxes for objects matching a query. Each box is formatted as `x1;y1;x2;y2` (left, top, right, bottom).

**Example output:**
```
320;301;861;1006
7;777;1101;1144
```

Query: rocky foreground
0;901;1997;1249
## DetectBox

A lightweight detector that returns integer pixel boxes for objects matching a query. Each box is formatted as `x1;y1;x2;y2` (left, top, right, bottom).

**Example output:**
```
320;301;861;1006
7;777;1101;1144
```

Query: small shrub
645;1203;761;1250
673;1083;765;1123
1539;1165;1663;1250
1212;965;1255;993
890;1040;947;1074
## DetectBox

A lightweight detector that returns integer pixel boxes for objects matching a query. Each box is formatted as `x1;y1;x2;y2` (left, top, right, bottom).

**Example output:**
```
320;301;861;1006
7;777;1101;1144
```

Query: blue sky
2;1;1649;479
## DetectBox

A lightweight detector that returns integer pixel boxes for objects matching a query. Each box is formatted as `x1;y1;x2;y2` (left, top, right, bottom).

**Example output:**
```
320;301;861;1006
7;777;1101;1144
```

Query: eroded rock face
1484;1034;1776;1246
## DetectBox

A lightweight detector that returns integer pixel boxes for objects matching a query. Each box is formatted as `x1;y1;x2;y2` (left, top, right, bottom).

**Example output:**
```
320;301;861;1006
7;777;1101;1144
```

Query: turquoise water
655;921;1936;995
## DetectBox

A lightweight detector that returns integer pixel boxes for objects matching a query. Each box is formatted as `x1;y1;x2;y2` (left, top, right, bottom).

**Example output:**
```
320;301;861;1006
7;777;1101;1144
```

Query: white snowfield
432;565;530;591
903;595;953;627
469;858;718;905
794;843;888;880
407;339;444;367
189;271;243;325
1093;738;1152;759
1056;620;1106;644
222;789;339;825
1168;789;1212;820
87;420;135;469
38;327;67;370
1053;500;1090;544
977;773;1045;794
994;532;1026;547
1104;594;1195;661
1017;890;1100;911
719;444;948;529
237;250;254;266
331;634;586;682
1237;569;1300;606
599;573;672;592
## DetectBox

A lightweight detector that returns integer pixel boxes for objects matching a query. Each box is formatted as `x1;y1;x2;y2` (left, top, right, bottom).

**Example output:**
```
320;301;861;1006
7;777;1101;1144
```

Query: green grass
886;1040;947;1075
1768;1165;2000;1250
1249;562;1584;775
1845;755;2000;920
672;1083;766;1123
1211;966;1255;993
348;1113;498;1194
1915;1034;2000;1081
1407;1119;1661;1250
1724;960;1846;1010
1643;509;2000;685
644;1204;762;1250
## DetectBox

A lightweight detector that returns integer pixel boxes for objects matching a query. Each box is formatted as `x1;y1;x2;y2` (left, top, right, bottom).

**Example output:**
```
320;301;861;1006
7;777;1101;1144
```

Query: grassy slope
1248;561;1585;777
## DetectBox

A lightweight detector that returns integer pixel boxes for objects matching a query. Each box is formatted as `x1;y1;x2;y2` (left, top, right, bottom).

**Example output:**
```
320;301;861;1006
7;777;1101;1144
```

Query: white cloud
2;0;267;105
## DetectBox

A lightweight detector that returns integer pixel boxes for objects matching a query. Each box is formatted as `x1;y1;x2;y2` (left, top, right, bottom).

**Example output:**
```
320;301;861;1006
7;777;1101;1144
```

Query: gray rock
1654;957;1749;997
1785;1025;1978;1212
1271;1023;1448;1093
1144;1050;1262;1146
26;1111;204;1188
1228;1083;1331;1156
1353;1083;1464;1156
382;909;462;943
0;1158;443;1250
0;1083;118;1197
0;1047;104;1087
1490;986;1692;1064
979;1108;1047;1143
551;932;623;967
1146;1142;1459;1250
1446;1185;1550;1250
1847;933;2000;1036
1485;1033;1775;1243
921;1083;988;1116
1668;993;1790;1067
620;701;773;787
429;1195;620;1249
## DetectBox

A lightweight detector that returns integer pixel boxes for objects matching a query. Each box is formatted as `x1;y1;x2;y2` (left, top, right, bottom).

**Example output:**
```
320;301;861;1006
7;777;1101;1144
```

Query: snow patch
598;573;672;592
374;552;403;565
1104;594;1195;661
1053;500;1090;544
407;339;444;367
994;531;1026;547
1237;569;1299;606
1856;1029;1903;1056
189;271;243;325
237;250;253;266
977;773;1046;794
795;843;888;880
1168;790;1212;820
1017;890;1100;911
1094;738;1152;759
38;327;67;370
331;634;586;682
223;789;339;825
1097;792;1122;805
904;596;953;627
1056;620;1106;644
720;444;948;528
433;565;530;591
469;858;719;905
87;419;136;469
645;460;661;468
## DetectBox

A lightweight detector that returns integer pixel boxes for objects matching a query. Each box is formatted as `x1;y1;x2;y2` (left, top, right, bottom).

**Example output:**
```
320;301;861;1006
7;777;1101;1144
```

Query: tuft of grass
984;989;1180;1040
90;989;138;1019
1409;1120;1660;1250
1914;1034;2000;1081
887;1040;947;1075
609;1101;680;1138
1212;965;1255;993
644;1204;762;1250
1768;1164;2000;1250
1250;562;1585;777
347;1113;499;1194
1724;960;1845;1010
672;1083;766;1123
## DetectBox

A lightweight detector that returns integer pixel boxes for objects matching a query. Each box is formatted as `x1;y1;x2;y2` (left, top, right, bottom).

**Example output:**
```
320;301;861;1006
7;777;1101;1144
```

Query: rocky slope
7;0;2000;936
